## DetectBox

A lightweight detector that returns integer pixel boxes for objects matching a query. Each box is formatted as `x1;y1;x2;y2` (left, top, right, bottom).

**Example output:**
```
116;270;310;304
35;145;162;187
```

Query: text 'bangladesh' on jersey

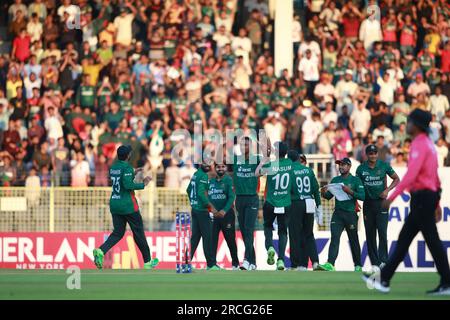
208;175;236;212
109;160;145;215
356;160;396;200
324;174;365;213
187;168;210;212
233;155;260;196
291;161;321;205
262;158;294;207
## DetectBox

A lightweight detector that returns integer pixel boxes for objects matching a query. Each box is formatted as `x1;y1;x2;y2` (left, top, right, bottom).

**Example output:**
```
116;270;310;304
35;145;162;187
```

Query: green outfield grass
0;269;448;300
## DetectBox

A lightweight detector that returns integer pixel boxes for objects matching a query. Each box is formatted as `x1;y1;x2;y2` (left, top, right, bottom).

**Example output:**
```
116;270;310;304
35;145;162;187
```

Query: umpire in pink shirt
363;109;450;296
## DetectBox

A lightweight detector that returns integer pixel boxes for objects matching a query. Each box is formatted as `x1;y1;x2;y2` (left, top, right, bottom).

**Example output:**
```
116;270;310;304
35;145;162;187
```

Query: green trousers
288;200;319;268
190;209;214;268
236;195;259;265
328;209;361;267
211;209;239;267
363;199;389;266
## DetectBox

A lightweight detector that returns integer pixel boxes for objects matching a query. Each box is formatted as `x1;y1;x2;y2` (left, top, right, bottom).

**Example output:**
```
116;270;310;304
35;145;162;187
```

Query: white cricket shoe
249;264;257;271
362;274;390;293
240;260;250;270
427;285;450;296
372;265;381;274
296;266;308;271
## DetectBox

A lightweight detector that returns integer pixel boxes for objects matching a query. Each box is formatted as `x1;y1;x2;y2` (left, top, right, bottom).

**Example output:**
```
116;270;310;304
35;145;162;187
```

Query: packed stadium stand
0;0;449;193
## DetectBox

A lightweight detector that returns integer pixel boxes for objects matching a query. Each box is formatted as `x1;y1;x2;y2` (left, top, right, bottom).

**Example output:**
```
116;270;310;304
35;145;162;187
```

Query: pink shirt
388;133;440;201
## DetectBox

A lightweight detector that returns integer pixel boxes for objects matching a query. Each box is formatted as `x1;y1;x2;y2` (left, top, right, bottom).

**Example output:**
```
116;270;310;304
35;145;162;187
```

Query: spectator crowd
0;0;449;189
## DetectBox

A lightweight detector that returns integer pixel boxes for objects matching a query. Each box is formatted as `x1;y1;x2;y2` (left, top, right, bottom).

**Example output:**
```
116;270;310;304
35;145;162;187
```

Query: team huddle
186;137;399;272
90;109;449;295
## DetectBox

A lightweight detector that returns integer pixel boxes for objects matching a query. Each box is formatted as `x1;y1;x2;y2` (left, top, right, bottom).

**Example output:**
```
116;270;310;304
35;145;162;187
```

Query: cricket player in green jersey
93;145;158;270
356;145;399;270
255;141;294;271
319;157;365;272
232;137;261;270
288;150;323;271
187;158;220;270
209;163;239;270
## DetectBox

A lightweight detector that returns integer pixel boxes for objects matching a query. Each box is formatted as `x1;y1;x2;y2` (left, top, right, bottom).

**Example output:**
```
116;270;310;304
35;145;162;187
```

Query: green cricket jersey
187;168;210;212
77;85;95;108
208;175;235;212
262;158;294;207
356;160;396;200
324;174;365;213
152;96;170;112
109;160;144;215
232;155;261;196
291;161;321;205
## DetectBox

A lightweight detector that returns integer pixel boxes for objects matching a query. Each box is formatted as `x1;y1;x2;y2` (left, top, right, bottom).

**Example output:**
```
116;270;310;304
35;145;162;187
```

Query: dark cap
335;157;352;166
117;145;132;160
274;141;288;157
408;109;431;132
365;144;378;154
287;150;299;162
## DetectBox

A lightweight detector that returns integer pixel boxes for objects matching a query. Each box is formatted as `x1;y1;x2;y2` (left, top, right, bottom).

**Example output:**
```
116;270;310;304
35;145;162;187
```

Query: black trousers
381;190;450;286
363;199;389;266
190;210;215;268
236;195;259;265
288;200;319;268
328;209;361;266
211;209;239;267
263;202;289;260
100;211;151;263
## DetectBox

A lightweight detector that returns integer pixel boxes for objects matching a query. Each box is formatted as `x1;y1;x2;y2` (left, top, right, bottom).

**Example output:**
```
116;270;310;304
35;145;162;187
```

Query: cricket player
363;109;450;295
187;158;220;270
232;137;261;270
356;145;399;270
93;145;158;270
255;141;294;271
288;150;323;271
209;162;240;270
319;157;365;271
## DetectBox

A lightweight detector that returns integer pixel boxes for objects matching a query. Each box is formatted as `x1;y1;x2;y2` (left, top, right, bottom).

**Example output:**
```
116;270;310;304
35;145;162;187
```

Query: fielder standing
187;158;220;270
209;163;240;270
255;141;294;271
288;150;323;271
232;137;261;270
363;109;450;295
356;145;399;271
319;157;365;271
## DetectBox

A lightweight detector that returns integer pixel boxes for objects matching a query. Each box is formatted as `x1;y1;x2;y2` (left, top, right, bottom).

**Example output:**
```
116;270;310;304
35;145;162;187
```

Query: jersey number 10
272;173;290;190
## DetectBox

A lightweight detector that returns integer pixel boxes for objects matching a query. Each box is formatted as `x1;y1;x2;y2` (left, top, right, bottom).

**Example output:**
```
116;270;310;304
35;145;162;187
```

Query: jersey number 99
296;176;311;194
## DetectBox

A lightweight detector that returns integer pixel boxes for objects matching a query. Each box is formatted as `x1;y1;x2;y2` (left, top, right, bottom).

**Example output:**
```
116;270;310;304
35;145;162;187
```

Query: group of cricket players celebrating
187;137;400;272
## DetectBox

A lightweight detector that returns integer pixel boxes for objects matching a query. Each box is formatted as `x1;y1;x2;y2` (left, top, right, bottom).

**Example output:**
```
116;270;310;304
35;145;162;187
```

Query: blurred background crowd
0;0;449;189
